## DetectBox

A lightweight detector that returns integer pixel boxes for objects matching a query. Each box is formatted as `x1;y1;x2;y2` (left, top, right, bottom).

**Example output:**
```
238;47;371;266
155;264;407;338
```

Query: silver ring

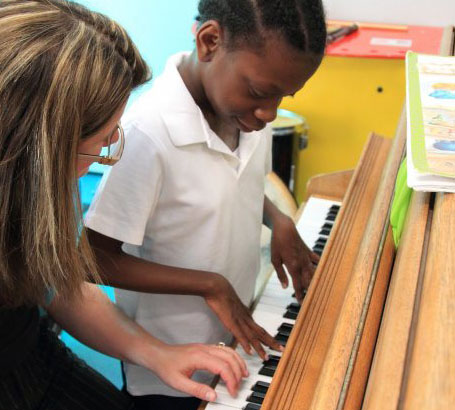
217;342;226;348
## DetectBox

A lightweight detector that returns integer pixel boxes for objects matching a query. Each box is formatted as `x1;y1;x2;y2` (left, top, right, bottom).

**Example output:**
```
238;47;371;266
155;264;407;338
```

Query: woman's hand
271;212;319;303
47;283;249;402
150;343;248;401
204;275;283;360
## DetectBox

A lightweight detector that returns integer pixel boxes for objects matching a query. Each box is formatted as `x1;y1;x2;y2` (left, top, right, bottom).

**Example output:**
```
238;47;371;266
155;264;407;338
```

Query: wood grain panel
402;193;455;409
309;121;405;410
362;192;431;410
261;133;392;410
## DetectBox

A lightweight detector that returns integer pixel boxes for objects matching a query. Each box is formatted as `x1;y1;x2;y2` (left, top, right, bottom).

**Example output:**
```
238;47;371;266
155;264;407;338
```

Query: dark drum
271;109;308;190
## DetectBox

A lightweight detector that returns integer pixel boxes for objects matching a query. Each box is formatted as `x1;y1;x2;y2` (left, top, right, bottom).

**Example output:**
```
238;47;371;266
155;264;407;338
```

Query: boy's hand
204;276;283;360
152;343;248;401
271;213;319;303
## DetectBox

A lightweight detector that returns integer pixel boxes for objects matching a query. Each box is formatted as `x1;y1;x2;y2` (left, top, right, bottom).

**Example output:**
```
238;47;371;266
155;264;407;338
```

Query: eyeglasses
78;122;125;166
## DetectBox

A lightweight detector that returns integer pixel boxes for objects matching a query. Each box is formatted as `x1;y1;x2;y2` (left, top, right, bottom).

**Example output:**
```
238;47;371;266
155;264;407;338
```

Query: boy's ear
196;20;224;62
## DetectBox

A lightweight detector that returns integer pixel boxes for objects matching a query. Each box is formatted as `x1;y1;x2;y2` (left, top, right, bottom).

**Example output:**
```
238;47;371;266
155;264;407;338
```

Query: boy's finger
247;320;283;353
274;263;289;289
257;327;284;353
233;324;253;356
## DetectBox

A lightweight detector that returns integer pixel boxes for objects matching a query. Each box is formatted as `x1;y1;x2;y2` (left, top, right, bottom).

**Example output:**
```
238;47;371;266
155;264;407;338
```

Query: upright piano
200;26;455;410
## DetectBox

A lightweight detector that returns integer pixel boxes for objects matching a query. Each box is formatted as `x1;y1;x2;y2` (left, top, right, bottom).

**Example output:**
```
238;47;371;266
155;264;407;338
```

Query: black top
0;305;40;374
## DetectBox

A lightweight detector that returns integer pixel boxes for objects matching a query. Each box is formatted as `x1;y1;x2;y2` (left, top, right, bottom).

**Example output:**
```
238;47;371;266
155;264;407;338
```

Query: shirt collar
155;52;210;147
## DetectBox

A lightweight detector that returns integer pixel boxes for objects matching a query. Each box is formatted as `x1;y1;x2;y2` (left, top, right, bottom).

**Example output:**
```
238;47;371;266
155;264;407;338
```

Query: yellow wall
280;56;406;203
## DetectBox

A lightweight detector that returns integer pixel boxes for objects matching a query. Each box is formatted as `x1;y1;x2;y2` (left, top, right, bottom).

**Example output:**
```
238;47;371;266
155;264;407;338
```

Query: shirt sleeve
84;123;164;246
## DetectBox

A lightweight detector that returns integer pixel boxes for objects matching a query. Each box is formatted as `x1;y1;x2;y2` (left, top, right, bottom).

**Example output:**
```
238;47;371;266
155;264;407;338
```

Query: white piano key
213;390;256;408
297;197;339;229
264;275;295;293
236;345;281;363
215;377;271;405
253;302;289;317
298;225;325;248
257;293;294;310
214;362;273;407
261;286;294;300
250;314;294;339
216;370;272;395
205;402;240;410
253;310;294;333
297;198;341;241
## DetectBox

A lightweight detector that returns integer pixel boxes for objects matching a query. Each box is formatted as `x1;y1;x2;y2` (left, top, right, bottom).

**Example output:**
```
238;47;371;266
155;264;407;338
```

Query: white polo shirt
85;52;272;397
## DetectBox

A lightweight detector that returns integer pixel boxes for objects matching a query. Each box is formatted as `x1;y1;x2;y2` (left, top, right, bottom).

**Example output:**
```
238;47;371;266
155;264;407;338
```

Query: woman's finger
172;372;218;402
209;345;247;382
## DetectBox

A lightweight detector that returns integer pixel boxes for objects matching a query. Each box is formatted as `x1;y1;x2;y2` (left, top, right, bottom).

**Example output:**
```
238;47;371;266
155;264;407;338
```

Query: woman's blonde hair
0;0;150;307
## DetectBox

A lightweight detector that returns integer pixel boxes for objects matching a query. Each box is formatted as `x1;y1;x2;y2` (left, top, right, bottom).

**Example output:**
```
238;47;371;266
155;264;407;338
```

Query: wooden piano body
201;26;455;410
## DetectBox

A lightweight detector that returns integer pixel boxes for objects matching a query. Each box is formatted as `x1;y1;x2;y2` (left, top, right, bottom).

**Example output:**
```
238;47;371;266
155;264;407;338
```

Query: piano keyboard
205;197;342;410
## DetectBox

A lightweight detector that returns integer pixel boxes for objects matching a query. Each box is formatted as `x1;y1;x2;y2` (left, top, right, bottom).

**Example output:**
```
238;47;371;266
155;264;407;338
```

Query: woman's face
76;103;126;177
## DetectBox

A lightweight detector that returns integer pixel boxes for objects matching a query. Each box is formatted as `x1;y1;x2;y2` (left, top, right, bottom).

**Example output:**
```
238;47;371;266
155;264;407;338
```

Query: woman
0;1;246;409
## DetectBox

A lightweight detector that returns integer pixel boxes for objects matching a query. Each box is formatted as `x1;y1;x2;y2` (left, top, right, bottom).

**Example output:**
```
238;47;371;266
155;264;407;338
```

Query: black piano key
315;237;327;246
288;302;300;313
319;228;331;236
258;363;277;377
277;322;294;335
284;310;298;320
326;212;337;221
274;332;288;344
263;355;280;366
330;204;340;212
292;290;306;300
319;222;333;234
244;403;261;410
251;381;270;394
246;391;266;405
315;238;327;251
313;244;324;253
284;302;300;319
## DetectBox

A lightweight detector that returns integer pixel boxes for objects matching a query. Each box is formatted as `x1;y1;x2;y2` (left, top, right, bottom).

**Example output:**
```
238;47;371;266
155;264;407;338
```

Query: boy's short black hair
197;0;326;55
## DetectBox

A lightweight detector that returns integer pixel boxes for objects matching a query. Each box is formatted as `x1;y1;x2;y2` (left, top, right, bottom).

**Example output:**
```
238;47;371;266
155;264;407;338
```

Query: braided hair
38;0;148;87
197;0;326;55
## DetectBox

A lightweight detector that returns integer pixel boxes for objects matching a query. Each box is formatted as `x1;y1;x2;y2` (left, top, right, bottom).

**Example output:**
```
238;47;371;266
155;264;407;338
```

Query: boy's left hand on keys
204;275;284;360
270;213;319;303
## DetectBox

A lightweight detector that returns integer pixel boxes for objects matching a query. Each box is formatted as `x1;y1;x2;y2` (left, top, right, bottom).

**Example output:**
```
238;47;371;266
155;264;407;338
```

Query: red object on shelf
326;23;445;59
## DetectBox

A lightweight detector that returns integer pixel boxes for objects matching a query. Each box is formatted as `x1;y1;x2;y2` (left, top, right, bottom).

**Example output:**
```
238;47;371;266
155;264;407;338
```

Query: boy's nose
254;97;281;123
254;106;278;124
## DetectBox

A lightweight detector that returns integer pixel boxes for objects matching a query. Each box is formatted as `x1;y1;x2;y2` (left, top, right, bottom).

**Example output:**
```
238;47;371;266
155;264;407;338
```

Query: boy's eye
249;87;266;99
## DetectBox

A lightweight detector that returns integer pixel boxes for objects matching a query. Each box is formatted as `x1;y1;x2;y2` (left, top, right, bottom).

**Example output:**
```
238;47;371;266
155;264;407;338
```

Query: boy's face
199;29;321;132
